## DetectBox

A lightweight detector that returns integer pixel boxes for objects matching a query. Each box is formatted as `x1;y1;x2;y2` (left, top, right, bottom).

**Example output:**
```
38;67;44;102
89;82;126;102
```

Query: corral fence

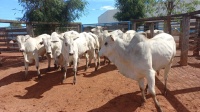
0;27;27;50
82;21;131;32
0;20;82;51
131;10;200;66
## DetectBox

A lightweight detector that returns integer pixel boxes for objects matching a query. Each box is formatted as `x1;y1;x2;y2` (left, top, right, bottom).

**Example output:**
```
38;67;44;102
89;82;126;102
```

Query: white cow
41;32;64;70
99;32;176;112
16;34;51;79
62;31;98;84
111;29;136;42
122;30;136;42
88;32;100;68
91;26;110;64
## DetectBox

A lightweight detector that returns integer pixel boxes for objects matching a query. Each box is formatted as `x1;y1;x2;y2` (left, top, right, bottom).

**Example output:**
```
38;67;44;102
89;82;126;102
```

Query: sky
0;0;116;27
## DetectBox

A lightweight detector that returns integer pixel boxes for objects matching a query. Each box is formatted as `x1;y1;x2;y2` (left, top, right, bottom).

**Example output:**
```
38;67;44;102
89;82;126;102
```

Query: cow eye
104;42;108;46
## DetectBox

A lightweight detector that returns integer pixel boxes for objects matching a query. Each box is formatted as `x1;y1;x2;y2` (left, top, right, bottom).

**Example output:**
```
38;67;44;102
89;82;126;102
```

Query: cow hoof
38;75;41;79
85;67;88;71
46;68;51;72
95;67;98;71
163;89;167;96
60;67;64;72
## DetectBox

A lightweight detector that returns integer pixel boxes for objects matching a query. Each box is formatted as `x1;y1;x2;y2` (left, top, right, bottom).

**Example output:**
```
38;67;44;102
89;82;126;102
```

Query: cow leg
85;53;89;71
34;55;41;79
138;78;146;105
146;70;162;112
62;61;68;84
103;56;106;65
163;59;173;96
93;51;98;71
24;61;29;79
96;49;100;68
73;57;78;85
88;50;97;71
46;55;51;71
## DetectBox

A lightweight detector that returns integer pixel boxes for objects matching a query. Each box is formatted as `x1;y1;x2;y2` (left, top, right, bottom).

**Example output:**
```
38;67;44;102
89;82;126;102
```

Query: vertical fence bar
193;19;200;56
180;16;190;66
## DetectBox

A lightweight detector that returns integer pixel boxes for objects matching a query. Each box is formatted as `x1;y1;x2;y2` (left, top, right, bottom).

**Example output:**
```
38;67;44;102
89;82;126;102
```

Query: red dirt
0;50;200;112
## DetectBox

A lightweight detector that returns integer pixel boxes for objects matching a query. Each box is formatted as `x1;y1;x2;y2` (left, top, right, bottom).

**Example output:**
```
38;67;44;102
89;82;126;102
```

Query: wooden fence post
179;20;183;49
150;22;154;38
180;16;190;66
132;22;137;31
193;19;200;56
164;20;168;33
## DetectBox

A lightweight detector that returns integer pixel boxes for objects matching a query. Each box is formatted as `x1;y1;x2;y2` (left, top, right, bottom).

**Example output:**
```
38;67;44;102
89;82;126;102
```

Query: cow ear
140;32;147;37
12;39;17;43
73;37;79;40
39;41;43;45
110;35;115;41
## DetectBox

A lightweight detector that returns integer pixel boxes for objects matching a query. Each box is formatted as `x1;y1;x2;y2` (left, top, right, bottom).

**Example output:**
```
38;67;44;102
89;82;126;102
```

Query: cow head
42;37;52;55
16;35;30;52
63;33;77;56
99;31;117;57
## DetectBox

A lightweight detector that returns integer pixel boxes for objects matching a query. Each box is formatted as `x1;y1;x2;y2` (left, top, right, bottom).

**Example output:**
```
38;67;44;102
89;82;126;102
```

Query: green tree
18;0;87;35
114;0;146;21
145;0;200;34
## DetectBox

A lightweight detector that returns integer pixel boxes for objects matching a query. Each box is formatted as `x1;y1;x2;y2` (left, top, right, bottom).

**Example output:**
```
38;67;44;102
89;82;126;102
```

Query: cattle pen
0;10;200;112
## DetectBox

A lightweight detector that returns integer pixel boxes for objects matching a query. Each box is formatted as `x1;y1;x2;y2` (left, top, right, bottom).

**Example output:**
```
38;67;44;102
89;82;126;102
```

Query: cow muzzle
69;53;74;56
47;52;51;55
19;49;25;52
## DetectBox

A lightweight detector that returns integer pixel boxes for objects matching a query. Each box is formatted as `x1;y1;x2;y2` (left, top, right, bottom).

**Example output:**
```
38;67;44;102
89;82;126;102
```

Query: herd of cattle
14;26;176;112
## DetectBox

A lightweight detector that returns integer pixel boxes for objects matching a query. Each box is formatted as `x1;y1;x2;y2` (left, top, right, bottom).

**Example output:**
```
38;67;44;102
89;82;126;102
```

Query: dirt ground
0;50;200;112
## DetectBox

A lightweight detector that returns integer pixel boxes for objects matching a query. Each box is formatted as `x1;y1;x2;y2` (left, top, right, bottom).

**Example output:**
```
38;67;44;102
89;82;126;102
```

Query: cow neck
111;38;131;66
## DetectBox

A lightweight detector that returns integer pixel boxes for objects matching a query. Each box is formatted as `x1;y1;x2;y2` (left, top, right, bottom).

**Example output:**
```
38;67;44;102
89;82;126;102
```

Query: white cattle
145;29;164;38
40;32;64;70
122;30;136;42
107;29;136;43
99;32;176;112
91;26;110;64
62;31;98;84
16;34;51;79
88;32;100;68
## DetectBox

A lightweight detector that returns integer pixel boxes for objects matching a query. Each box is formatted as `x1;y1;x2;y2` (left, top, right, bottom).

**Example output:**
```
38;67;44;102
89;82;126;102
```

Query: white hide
16;34;50;78
61;31;98;84
42;32;64;69
99;32;176;112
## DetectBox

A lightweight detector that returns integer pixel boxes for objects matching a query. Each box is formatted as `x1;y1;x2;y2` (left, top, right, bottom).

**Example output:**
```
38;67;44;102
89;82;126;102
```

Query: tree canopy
18;0;87;35
114;0;146;21
146;0;200;17
18;0;88;23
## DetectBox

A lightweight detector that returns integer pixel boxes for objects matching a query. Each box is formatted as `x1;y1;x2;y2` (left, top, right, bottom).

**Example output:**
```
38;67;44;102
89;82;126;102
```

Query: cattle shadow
171;64;182;68
83;63;117;77
88;91;143;112
0;56;24;70
195;56;200;60
14;67;75;99
89;76;199;112
188;62;200;68
0;69;46;87
0;55;48;71
155;76;196;112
